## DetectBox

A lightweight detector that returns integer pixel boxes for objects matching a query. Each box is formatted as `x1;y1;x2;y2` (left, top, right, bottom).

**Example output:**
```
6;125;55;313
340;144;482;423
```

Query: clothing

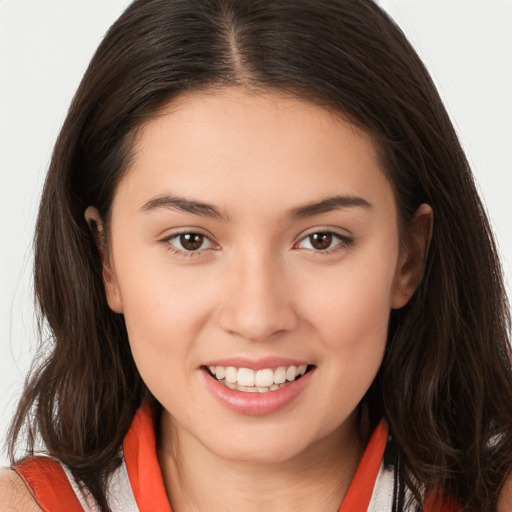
14;406;457;512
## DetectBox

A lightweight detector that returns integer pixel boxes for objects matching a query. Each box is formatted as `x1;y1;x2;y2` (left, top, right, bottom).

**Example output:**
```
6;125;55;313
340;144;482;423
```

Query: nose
217;250;298;342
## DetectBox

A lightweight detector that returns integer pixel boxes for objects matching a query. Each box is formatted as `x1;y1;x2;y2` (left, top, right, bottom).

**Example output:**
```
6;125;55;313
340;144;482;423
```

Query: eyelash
294;230;354;255
163;231;216;257
161;229;354;257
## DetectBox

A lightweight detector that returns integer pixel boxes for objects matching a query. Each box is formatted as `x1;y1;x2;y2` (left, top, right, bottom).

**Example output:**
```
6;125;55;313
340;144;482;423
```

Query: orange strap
339;421;388;511
338;422;460;512
123;404;173;512
14;457;83;512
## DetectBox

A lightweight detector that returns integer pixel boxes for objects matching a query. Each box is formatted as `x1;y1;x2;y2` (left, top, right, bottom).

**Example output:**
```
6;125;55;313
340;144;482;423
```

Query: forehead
116;87;395;219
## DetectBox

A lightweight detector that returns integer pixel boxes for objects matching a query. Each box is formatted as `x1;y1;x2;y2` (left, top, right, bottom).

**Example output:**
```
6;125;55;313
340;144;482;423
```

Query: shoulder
498;474;512;512
0;469;42;512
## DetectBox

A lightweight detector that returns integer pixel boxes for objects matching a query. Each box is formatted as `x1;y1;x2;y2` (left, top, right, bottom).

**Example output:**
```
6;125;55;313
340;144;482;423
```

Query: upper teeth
208;365;308;388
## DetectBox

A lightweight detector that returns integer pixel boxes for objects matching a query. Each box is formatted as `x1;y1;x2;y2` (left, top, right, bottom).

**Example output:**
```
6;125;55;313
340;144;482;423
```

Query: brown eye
309;233;333;250
167;232;213;254
179;233;205;251
296;231;351;253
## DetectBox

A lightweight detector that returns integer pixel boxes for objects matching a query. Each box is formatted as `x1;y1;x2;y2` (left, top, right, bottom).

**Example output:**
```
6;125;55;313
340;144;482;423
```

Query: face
93;88;426;464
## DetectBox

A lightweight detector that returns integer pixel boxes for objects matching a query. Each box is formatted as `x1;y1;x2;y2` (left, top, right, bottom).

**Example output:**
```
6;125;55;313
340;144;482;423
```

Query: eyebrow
141;195;225;219
289;195;372;219
140;193;372;220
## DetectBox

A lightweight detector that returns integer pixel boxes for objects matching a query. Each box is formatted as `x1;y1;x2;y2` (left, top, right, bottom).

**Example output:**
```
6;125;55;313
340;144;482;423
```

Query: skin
0;470;42;512
91;88;432;511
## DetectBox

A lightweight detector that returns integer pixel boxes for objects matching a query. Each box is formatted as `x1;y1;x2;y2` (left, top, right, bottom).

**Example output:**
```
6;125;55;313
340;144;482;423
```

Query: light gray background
1;1;511;466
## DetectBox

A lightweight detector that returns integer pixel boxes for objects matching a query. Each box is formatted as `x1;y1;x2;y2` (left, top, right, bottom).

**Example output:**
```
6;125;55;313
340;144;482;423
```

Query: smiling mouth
205;365;313;393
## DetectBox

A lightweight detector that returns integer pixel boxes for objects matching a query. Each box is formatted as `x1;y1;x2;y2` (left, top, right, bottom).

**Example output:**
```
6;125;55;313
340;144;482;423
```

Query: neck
157;413;363;512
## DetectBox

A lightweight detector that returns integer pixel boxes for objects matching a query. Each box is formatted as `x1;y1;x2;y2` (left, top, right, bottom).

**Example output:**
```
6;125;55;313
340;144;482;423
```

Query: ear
392;203;433;309
84;206;123;314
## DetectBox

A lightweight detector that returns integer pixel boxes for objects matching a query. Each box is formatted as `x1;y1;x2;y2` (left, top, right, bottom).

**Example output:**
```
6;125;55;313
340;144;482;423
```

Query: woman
1;0;511;510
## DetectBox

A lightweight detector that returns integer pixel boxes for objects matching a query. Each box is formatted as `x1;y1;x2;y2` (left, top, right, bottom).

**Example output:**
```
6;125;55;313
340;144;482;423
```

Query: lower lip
202;368;314;416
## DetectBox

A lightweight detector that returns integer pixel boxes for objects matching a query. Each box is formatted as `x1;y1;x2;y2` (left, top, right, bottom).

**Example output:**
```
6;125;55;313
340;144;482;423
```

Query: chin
203;426;316;465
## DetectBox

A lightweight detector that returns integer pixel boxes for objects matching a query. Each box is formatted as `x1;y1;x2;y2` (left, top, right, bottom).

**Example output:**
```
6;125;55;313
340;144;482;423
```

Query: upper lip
203;357;312;370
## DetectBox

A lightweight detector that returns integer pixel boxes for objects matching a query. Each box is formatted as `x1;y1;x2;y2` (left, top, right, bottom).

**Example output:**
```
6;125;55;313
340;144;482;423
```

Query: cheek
299;242;398;396
313;277;390;375
111;254;219;383
306;293;389;428
303;243;398;341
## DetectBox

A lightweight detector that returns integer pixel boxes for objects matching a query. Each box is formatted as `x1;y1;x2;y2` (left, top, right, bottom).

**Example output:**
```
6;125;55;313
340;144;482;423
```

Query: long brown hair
9;0;512;510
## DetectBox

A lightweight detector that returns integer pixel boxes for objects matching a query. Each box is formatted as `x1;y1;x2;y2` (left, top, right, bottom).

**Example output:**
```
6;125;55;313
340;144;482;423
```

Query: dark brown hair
8;0;512;510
